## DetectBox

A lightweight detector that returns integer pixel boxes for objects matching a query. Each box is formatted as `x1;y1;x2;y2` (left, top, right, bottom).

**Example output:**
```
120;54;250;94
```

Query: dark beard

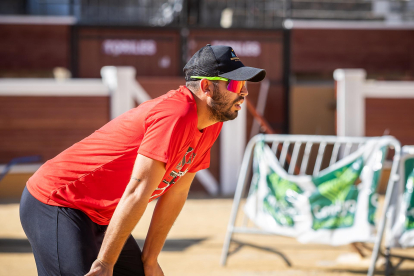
208;86;244;122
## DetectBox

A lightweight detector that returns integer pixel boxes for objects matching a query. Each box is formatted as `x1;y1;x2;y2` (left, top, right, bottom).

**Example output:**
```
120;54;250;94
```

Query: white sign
102;39;157;56
211;40;261;57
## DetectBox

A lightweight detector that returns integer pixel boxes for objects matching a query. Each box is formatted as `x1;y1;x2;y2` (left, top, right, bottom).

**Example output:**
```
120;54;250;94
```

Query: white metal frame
0;15;76;25
334;69;414;137
284;19;414;30
379;146;414;274
220;134;401;276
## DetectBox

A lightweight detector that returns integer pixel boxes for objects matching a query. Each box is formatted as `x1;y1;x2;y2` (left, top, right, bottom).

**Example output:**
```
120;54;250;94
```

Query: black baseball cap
184;44;266;82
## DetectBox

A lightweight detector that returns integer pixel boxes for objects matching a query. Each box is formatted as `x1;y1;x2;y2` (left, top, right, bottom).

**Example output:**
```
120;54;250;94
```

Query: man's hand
85;259;113;276
143;260;164;276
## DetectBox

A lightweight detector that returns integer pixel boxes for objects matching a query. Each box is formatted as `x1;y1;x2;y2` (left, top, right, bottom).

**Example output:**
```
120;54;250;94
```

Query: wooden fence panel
0;96;109;163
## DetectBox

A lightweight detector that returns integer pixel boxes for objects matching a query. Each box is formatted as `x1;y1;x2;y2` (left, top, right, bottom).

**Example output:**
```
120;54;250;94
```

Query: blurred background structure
1;0;414;198
2;1;414;275
2;0;414;26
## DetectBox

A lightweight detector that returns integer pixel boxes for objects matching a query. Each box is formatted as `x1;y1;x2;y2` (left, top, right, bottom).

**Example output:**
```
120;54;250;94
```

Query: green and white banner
244;141;314;237
389;149;414;248
400;169;414;247
244;138;388;246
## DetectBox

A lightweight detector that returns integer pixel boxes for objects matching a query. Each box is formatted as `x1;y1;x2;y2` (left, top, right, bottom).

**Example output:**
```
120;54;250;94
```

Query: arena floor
1;197;414;276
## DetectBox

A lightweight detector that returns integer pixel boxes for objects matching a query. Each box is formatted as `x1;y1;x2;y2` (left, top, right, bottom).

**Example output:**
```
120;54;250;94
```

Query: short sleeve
189;148;211;173
138;108;196;163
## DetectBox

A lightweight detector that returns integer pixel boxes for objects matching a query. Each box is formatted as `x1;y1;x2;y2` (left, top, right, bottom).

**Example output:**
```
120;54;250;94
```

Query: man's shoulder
144;86;197;122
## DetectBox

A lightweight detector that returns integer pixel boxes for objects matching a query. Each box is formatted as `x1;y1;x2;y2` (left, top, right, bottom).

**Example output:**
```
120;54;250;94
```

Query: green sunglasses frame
191;76;246;94
191;76;230;82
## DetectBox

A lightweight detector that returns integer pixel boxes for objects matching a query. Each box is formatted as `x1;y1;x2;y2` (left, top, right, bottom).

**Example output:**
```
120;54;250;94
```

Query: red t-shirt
27;86;222;225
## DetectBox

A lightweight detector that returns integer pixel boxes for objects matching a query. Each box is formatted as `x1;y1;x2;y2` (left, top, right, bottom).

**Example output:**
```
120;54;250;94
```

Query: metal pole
284;0;292;19
70;25;78;78
220;135;258;265
282;27;291;134
282;0;292;134
69;0;74;16
180;0;189;75
368;140;401;276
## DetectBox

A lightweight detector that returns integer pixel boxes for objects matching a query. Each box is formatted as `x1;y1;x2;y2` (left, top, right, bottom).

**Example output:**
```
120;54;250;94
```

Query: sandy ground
1;198;414;276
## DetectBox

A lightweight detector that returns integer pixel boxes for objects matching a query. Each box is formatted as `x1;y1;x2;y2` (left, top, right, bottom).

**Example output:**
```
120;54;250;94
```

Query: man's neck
192;92;218;130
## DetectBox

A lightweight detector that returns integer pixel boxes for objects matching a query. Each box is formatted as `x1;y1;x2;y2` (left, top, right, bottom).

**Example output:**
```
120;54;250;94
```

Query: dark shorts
19;186;145;276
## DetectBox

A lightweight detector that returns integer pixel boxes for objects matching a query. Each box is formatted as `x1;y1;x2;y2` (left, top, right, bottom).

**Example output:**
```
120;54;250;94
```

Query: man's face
208;80;248;122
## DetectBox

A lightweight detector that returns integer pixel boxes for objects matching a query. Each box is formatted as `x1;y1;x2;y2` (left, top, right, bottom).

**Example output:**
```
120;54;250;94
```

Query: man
20;44;266;276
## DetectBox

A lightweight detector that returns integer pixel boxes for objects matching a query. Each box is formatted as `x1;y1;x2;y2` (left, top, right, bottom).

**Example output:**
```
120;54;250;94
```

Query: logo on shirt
176;147;196;171
150;147;197;200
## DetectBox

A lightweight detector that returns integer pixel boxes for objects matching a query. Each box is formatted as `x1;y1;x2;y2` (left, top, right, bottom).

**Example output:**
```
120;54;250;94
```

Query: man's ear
199;79;214;98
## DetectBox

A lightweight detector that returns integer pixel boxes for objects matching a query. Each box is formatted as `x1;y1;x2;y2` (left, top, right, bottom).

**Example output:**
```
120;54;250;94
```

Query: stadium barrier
220;134;401;276
0;74;110;199
333;68;414;274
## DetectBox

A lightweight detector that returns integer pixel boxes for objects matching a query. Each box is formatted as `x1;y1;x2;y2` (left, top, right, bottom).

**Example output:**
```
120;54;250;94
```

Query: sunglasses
191;76;246;94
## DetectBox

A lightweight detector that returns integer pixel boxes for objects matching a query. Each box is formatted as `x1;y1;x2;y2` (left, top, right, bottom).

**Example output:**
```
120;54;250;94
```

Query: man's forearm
142;190;188;264
97;179;152;266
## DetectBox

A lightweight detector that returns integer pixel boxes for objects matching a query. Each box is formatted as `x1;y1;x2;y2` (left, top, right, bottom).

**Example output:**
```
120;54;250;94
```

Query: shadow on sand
0;238;206;253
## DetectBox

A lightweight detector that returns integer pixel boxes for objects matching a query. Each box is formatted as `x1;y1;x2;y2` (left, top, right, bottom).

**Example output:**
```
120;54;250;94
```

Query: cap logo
230;50;240;61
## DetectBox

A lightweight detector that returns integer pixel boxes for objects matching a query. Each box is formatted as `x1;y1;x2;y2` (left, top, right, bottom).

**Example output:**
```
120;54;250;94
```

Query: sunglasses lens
227;80;245;93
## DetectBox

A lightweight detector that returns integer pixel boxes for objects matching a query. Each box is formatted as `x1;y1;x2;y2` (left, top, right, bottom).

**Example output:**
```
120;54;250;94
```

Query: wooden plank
365;98;414;145
0;96;109;163
292;29;414;75
0;24;70;71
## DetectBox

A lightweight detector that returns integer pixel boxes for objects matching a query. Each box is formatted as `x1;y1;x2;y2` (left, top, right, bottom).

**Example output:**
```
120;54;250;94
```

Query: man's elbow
124;180;153;202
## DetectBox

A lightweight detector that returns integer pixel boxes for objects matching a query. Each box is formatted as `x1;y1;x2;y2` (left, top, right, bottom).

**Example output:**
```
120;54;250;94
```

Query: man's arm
85;154;166;276
141;172;196;275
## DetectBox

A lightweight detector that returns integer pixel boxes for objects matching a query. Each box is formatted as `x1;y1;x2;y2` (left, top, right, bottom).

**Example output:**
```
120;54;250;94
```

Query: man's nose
240;85;248;97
